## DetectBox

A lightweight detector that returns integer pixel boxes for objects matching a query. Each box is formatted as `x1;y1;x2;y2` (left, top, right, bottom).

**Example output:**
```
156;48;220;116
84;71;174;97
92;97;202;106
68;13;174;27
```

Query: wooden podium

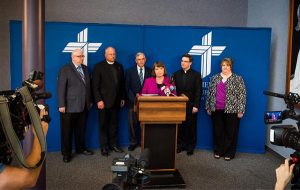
137;95;188;188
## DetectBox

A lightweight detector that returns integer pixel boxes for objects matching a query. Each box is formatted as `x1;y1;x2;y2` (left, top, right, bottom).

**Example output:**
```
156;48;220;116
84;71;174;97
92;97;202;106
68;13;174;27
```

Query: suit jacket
57;62;91;113
92;60;125;108
173;69;202;108
125;65;151;106
141;76;174;96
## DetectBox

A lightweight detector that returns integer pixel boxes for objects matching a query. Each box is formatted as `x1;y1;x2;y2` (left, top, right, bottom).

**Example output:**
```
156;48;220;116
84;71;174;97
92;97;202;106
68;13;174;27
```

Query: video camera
263;91;300;189
0;71;51;168
102;148;150;190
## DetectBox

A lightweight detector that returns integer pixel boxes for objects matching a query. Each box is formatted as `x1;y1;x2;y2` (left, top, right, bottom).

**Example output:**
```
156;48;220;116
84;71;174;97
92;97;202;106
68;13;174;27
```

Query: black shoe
224;157;232;161
101;148;109;157
110;146;124;153
177;146;186;153
63;155;71;163
187;150;194;156
177;147;182;153
78;149;94;155
128;144;137;151
214;154;221;159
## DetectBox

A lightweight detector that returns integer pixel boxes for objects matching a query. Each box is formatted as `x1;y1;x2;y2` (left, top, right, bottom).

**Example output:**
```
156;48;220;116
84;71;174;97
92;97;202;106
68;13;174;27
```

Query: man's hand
192;107;198;114
97;101;105;109
58;107;65;113
120;100;125;107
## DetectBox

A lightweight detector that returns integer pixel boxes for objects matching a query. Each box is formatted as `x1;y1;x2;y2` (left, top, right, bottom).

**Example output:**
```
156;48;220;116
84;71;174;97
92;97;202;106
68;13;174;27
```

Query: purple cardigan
141;76;176;96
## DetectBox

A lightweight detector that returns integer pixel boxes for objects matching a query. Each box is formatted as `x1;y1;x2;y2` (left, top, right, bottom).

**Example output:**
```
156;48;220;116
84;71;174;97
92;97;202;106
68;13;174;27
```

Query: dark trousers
60;108;88;156
128;106;141;146
178;103;198;151
211;110;240;158
98;107;119;148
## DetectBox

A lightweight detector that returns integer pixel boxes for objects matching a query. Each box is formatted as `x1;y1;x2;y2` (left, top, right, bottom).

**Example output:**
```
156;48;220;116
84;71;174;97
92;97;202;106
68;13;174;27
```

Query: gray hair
71;48;83;57
135;52;145;58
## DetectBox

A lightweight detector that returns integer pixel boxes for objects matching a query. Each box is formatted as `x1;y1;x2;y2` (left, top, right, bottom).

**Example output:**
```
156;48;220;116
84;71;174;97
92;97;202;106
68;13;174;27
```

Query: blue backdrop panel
10;21;271;153
143;27;271;152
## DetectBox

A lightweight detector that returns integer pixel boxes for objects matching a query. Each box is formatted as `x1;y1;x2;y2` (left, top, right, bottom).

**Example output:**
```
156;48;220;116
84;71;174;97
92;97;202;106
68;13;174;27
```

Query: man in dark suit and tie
125;52;151;151
57;49;94;163
92;47;126;156
172;53;202;156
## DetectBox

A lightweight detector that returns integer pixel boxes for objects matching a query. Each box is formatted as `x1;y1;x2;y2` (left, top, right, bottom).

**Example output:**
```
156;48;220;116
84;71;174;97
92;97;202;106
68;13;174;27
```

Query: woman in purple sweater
205;58;246;161
141;61;176;96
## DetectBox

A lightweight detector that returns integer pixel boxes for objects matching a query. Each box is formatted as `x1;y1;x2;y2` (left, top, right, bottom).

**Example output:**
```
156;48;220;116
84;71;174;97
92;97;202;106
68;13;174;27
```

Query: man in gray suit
57;49;93;163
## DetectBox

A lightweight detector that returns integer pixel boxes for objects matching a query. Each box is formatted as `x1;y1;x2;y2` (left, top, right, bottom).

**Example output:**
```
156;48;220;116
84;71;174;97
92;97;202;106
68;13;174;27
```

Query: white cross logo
189;31;226;78
62;28;102;65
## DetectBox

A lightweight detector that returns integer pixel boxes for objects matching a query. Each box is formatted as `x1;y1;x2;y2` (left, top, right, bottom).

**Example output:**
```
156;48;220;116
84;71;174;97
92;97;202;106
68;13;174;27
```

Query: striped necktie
77;65;85;83
139;68;143;85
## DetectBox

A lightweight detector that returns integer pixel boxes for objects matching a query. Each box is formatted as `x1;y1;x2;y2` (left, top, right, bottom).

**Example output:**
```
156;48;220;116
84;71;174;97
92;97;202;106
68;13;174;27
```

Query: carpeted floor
46;148;285;190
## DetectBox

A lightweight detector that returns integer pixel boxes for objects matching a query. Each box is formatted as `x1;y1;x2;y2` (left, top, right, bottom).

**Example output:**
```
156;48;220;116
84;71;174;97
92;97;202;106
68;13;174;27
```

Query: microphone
32;92;52;100
161;85;176;96
169;85;176;92
160;85;168;96
138;148;150;168
165;87;171;96
263;91;285;99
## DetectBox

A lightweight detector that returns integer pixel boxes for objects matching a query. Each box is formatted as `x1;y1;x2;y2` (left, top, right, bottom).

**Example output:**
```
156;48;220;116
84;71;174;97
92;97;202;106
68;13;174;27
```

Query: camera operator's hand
39;108;49;135
0;108;49;190
275;159;295;190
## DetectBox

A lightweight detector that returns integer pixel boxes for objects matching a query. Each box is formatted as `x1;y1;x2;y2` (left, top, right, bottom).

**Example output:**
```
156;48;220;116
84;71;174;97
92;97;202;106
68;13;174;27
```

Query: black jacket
173;69;202;108
92;60;125;108
125;65;151;106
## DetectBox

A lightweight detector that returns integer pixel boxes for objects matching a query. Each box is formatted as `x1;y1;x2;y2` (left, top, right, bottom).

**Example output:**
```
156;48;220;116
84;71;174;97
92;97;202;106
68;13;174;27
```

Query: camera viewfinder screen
264;111;282;124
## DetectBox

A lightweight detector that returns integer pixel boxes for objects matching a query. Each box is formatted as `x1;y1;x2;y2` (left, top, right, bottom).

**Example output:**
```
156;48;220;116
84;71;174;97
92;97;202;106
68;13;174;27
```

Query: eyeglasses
74;55;85;58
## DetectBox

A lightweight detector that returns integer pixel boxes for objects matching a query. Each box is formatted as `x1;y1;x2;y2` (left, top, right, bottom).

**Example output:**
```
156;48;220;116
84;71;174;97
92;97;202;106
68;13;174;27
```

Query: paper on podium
141;94;158;96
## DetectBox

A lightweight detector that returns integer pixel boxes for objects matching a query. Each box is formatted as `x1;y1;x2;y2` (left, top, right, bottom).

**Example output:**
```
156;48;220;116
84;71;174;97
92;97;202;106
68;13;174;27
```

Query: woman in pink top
141;61;176;96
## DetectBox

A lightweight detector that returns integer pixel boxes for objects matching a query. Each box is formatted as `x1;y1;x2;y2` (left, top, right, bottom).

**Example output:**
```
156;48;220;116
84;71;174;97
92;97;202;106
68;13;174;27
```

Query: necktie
139;68;143;85
77;66;85;83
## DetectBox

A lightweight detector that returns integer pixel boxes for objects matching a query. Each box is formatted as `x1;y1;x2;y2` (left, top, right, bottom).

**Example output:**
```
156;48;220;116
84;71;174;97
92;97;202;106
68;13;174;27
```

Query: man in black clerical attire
92;46;125;156
172;53;202;155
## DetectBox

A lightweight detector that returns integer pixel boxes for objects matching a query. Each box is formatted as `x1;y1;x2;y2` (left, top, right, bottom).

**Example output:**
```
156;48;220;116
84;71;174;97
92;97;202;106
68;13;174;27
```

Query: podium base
142;169;186;189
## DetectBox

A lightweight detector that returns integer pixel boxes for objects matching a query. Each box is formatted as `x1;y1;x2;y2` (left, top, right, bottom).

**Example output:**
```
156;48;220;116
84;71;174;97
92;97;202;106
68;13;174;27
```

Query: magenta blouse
141;76;176;96
215;80;226;109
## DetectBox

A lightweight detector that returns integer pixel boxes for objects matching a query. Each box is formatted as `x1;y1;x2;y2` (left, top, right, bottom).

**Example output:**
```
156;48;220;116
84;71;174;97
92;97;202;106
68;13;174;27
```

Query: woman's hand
237;112;244;118
207;109;211;115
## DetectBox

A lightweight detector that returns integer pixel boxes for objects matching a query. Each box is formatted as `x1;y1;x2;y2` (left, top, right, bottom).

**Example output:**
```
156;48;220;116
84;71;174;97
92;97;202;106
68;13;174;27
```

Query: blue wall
10;21;271;153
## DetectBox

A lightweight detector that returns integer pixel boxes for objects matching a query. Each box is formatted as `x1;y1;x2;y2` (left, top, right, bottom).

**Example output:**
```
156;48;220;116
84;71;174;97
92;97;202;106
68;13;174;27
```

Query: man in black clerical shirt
172;53;202;155
92;47;125;156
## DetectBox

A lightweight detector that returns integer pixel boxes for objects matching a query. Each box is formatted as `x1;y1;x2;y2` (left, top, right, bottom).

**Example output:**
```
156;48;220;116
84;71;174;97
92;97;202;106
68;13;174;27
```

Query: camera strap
0;86;46;169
